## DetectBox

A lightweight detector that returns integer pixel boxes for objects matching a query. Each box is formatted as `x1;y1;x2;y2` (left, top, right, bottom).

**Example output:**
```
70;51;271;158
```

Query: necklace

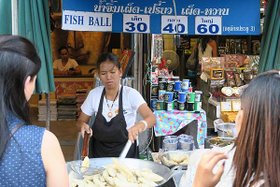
105;90;119;118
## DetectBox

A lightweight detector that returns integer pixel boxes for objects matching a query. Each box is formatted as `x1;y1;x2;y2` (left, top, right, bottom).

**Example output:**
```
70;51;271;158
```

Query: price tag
195;16;222;35
161;16;188;34
123;14;150;33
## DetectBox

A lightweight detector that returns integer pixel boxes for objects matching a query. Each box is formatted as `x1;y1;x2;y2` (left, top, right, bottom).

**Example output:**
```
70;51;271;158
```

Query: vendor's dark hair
199;36;211;53
233;70;280;187
96;53;120;70
0;35;41;159
58;46;68;53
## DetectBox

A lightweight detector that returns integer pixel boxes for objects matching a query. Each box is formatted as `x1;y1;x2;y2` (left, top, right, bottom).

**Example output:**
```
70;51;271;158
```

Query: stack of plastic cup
163;136;178;151
178;134;194;151
194;91;203;111
178;92;187;111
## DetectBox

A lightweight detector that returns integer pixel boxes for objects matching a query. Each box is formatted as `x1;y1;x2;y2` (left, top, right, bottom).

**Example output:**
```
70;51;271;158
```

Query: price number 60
196;24;219;34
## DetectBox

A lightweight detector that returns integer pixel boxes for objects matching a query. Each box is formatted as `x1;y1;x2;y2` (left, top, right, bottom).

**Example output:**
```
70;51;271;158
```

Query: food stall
60;0;261;186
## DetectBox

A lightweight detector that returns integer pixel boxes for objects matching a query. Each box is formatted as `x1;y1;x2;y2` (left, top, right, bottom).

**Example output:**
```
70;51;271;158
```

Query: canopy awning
259;0;280;72
0;0;55;93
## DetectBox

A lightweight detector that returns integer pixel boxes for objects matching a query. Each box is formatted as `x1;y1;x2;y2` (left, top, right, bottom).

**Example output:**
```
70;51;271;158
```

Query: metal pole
133;34;144;93
138;34;143;94
45;93;50;130
132;34;138;90
11;0;18;35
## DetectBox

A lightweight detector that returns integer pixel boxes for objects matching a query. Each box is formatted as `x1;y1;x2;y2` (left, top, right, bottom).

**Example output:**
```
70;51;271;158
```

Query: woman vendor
76;53;156;158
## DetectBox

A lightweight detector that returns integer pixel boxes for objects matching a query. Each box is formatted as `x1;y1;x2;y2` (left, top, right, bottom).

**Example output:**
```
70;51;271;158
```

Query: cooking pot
68;157;180;186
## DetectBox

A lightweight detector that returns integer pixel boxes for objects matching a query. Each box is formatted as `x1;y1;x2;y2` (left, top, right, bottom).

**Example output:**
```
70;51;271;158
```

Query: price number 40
163;23;186;34
196;24;219;34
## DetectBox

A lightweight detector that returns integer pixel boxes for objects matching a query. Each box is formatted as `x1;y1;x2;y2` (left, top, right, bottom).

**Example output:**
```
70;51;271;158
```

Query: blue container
164;92;174;102
181;79;190;91
174;81;182;91
178;92;187;103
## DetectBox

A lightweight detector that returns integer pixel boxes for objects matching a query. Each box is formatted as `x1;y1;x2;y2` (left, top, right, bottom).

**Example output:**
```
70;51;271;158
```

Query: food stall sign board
62;0;260;35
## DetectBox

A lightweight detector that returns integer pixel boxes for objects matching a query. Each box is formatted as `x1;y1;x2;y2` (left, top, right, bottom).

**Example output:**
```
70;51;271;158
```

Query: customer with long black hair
0;35;68;186
192;70;280;187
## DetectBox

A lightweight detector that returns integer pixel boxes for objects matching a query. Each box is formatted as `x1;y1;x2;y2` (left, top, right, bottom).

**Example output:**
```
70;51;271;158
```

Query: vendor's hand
60;71;68;76
127;122;145;143
80;123;93;138
192;151;228;187
67;70;75;75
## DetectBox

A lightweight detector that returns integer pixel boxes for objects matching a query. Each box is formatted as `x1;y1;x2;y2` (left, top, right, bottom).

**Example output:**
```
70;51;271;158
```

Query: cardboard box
220;101;232;112
232;99;241;111
221;111;238;122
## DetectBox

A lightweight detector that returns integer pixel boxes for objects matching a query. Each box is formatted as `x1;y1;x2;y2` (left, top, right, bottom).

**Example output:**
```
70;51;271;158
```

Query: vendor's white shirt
81;86;146;129
53;58;79;71
179;144;235;187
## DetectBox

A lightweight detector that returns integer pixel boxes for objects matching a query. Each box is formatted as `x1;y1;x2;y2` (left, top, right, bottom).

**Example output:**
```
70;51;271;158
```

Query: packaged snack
243;69;253;84
234;72;243;87
225;70;236;87
201;57;225;75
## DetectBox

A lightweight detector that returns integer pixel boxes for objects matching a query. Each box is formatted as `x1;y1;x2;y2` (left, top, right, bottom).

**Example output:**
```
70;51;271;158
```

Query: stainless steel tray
67;157;176;186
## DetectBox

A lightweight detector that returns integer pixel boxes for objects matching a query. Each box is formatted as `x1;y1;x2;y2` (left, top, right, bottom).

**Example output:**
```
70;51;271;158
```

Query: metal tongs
119;140;132;159
70;132;91;179
81;132;90;160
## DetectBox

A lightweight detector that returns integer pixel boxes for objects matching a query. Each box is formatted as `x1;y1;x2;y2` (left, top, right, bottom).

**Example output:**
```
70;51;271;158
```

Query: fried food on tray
70;158;164;187
160;151;190;167
208;137;234;147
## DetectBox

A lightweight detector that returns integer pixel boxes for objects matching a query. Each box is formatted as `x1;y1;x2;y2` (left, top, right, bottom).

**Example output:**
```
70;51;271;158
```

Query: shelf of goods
199;55;259;125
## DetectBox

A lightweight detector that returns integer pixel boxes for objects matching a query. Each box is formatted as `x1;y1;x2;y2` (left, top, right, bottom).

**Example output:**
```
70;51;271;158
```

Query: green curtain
258;0;280;72
0;0;55;93
0;0;12;34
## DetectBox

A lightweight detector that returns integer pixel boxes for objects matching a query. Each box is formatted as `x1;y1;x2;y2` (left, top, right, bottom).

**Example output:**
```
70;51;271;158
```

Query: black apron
89;86;139;158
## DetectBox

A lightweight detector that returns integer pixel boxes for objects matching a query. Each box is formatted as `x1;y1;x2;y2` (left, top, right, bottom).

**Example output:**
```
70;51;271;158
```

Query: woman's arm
41;130;69;187
137;103;156;129
76;112;92;137
53;69;68;76
73;66;81;74
128;103;156;143
72;59;81;74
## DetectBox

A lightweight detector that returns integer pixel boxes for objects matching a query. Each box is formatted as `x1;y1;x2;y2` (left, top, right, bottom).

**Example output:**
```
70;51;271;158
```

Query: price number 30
124;22;148;33
123;14;150;33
